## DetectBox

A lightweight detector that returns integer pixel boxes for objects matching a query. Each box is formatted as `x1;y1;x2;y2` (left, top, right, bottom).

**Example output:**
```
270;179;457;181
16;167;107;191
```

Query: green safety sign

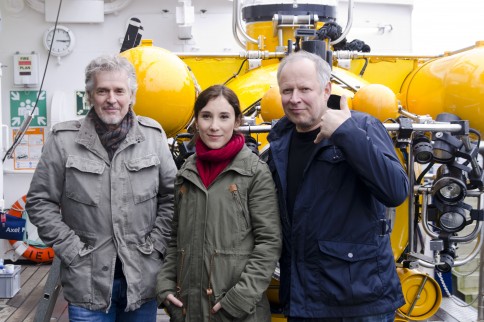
10;90;47;127
76;91;90;116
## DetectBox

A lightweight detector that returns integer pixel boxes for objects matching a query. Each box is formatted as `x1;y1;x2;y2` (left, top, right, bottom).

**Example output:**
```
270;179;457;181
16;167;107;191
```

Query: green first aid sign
76;91;90;116
10;90;47;127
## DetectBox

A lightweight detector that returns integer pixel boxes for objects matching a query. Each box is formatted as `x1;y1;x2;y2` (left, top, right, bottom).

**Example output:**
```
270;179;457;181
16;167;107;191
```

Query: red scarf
195;134;245;188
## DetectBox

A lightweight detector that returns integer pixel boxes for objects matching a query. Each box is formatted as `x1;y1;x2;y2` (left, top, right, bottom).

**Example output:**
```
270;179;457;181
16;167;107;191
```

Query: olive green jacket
157;145;282;321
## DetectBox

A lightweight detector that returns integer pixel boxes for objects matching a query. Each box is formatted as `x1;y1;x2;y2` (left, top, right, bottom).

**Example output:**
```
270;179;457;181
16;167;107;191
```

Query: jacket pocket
316;146;345;163
211;251;251;298
315;240;383;306
125;154;160;204
229;184;250;230
60;248;93;303
65;155;105;206
135;240;162;299
312;147;347;192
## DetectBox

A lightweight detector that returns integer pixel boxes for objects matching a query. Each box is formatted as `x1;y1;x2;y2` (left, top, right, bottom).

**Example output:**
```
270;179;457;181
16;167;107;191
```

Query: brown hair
194;85;242;124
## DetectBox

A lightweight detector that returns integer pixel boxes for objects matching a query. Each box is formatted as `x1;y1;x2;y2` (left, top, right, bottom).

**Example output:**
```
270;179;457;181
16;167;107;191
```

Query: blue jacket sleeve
331;114;409;207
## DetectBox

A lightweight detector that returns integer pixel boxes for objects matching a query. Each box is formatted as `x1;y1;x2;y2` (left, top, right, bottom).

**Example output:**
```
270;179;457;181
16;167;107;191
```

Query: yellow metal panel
401;45;484;133
397;268;442;320
182;57;250;90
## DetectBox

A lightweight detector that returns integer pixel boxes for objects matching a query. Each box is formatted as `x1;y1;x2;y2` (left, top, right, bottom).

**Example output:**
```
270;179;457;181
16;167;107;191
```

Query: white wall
339;0;413;53
412;0;484;54
0;0;241;206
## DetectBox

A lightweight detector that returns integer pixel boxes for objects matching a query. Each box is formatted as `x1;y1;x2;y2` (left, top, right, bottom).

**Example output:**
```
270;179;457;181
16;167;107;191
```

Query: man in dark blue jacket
267;50;409;321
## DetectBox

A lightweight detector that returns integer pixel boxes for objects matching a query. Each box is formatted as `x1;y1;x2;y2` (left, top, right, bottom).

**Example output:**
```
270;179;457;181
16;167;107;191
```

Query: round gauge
43;25;75;57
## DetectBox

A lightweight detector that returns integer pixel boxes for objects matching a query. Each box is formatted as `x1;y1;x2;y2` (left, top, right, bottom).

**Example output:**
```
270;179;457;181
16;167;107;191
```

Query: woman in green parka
157;85;282;321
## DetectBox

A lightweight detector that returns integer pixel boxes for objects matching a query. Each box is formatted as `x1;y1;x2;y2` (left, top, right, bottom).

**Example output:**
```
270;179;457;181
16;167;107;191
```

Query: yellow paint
397;268;442;320
401;44;484;133
120;40;197;138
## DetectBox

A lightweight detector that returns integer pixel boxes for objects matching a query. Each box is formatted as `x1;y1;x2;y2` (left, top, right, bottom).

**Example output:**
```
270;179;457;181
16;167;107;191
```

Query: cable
359;58;369;77
436;270;479;307
223;59;248;85
415;161;434;185
241;99;261;115
2;0;63;163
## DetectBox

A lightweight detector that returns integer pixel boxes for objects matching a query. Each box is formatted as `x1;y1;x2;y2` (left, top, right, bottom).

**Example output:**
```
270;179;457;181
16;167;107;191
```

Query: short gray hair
277;50;331;88
84;55;138;106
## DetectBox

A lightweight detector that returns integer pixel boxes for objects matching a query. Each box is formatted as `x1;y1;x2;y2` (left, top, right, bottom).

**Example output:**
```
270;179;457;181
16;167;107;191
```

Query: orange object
6;195;55;263
352;84;399;122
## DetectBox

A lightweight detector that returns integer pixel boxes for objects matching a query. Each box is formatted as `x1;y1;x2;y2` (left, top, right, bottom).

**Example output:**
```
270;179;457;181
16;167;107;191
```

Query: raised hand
314;95;351;144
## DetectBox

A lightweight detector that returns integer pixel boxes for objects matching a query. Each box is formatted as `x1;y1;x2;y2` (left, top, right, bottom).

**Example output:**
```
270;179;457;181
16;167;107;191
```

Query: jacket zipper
176;249;187;316
207;250;218;321
229;184;249;229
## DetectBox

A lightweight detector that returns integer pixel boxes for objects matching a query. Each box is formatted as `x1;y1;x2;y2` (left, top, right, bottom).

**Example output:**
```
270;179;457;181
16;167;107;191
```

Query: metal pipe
233;0;258;47
239;123;464;134
453;226;483;266
276;14;315;26
384;123;463;132
408;141;417;252
462;136;482;177
417;259;435;269
415;186;483;245
330;0;354;46
239;125;272;134
420;192;439;239
418;230;483;269
176;52;246;58
232;0;246;49
416;188;484;267
330;72;360;92
450;221;482;243
407;275;429;317
444;42;484;56
175;51;286;59
417;189;483;244
478;191;484;321
278;28;284;48
333;51;440;60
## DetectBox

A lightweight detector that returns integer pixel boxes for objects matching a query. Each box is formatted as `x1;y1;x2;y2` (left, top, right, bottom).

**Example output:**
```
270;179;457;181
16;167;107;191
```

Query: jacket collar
180;144;256;182
268;116;333;148
75;110;145;163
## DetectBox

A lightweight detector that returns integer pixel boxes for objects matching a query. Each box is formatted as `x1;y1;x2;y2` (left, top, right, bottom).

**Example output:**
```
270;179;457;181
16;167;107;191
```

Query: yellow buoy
352;84;399;121
120;40;198;138
260;86;284;122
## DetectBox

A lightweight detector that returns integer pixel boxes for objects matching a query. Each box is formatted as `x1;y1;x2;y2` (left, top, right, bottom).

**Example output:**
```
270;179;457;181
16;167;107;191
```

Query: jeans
68;277;157;322
287;311;395;322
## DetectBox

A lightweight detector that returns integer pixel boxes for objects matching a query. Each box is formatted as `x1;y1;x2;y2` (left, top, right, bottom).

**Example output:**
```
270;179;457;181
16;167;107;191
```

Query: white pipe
330;0;353;46
232;0;246;49
233;0;258;47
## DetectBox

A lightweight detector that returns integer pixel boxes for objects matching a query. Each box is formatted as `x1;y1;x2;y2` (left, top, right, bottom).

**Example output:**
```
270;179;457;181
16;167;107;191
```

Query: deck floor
0;263;476;322
0;262;169;322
